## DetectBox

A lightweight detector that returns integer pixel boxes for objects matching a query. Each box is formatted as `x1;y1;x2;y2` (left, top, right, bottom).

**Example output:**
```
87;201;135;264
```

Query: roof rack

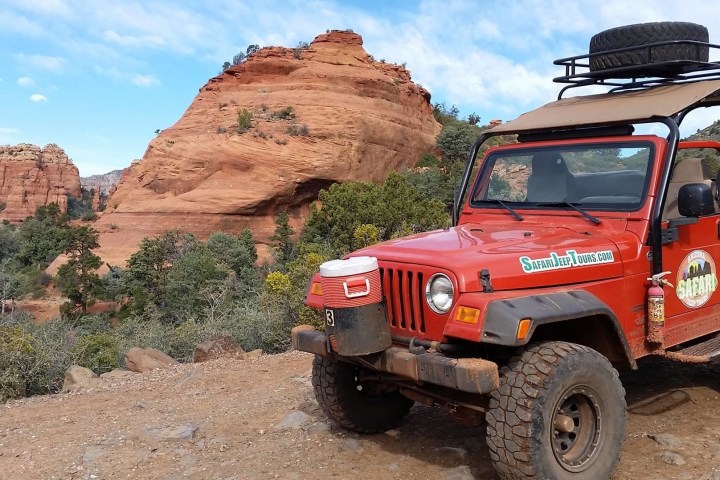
553;40;720;99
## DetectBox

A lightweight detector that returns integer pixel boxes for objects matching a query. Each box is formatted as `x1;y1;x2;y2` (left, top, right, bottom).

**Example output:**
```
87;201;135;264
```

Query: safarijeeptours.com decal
519;249;615;274
676;250;718;308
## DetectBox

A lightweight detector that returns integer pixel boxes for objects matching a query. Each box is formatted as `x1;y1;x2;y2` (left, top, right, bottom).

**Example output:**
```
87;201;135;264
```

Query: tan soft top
490;80;720;134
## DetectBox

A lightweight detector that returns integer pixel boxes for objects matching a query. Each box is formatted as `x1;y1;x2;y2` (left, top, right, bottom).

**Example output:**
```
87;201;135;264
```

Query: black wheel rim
551;386;603;472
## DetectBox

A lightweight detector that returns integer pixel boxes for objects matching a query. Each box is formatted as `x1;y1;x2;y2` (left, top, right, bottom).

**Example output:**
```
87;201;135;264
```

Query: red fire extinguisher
647;271;672;345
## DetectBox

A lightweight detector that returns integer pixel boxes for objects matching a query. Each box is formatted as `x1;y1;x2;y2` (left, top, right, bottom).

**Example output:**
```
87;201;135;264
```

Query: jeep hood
354;223;623;292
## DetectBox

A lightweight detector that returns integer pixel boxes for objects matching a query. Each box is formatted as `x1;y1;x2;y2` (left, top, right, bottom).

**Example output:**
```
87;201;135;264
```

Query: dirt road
1;351;719;480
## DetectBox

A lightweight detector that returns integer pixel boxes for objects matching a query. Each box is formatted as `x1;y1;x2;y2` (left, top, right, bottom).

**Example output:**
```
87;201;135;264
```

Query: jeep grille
380;267;426;334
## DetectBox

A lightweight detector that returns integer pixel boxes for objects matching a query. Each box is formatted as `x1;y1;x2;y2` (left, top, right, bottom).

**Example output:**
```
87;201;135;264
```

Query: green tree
55;226;102;317
0;260;22;314
206;231;260;297
270;212;295;265
162;247;229;322
221;61;231;71
246;44;260;55
436;122;483;163
232;52;246;65
301;173;448;255
17;204;72;267
120;230;200;317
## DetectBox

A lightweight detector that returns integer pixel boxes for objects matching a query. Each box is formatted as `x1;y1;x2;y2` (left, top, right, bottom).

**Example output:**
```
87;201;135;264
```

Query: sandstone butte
95;30;442;267
0;143;81;222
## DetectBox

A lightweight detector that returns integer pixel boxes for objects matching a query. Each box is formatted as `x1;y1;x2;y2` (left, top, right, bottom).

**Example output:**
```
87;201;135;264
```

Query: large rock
95;29;441;267
193;335;242;363
0;143;81;221
124;347;179;373
61;365;100;392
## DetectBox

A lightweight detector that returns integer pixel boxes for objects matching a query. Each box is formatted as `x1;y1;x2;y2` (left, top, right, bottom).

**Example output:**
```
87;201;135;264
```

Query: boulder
124;347;179;373
62;365;100;392
193;335;242;363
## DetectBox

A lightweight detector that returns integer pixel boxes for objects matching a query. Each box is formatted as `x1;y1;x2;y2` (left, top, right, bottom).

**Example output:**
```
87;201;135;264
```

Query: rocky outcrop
97;30;441;266
81;169;124;195
0;143;82;221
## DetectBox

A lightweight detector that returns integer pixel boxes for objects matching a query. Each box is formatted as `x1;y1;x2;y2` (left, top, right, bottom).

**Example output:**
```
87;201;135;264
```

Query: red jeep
292;22;720;479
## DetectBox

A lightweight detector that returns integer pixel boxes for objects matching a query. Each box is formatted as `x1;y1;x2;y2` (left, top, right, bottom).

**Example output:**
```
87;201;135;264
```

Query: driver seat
663;157;714;220
526;152;572;202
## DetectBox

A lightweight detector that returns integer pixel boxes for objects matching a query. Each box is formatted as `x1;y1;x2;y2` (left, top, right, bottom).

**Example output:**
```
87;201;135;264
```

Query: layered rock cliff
0;144;81;221
81;169;124;196
98;30;441;265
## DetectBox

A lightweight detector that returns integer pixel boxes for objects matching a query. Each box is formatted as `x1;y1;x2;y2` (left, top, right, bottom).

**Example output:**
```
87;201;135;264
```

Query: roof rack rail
553;40;720;99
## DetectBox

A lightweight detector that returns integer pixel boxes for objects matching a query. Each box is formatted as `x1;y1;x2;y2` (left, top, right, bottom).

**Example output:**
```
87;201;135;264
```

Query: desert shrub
272;106;295;120
81;211;98;222
416;152;439;168
237;109;253;132
71;333;119;375
286;124;309;136
352;224;380;249
0;315;77;401
264;271;292;293
0;325;33;401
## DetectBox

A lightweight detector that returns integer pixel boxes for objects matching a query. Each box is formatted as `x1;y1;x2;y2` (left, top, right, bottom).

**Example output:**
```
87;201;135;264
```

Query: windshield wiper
480;199;524;221
537;202;601;225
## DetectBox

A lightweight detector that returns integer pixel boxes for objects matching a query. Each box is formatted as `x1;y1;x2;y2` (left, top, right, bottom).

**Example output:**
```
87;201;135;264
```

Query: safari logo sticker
519;249;615;274
676;250;718;308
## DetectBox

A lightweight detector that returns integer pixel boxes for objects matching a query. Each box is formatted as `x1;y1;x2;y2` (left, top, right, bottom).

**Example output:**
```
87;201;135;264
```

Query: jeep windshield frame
469;140;656;213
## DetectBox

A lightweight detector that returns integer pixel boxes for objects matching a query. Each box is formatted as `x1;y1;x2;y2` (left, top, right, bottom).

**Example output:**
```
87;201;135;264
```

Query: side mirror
678;183;715;217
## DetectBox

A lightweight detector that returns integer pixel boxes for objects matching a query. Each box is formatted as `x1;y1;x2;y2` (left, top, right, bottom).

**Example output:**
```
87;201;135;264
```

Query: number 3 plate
325;309;335;327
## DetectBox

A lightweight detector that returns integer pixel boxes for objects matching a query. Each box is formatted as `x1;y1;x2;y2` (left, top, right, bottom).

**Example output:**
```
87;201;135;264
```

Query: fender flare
481;290;636;369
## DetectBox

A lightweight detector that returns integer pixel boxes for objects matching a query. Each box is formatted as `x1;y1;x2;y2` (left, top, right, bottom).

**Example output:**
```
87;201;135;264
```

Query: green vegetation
401;103;515;211
237;108;253;132
286;124;309;136
0;96;504;404
271;106;295;120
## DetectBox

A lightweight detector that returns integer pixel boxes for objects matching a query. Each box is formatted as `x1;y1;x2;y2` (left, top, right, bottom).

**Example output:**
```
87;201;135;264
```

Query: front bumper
291;325;499;394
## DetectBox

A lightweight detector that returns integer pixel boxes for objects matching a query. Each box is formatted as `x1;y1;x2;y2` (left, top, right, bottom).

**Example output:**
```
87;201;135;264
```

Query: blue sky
2;0;719;176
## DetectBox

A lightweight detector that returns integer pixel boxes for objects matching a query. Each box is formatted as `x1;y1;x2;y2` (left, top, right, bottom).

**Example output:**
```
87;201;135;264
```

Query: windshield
470;141;654;211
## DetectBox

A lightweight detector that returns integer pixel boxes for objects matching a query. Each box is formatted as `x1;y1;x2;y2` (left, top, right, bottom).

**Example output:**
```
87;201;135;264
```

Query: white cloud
130;74;159;87
15;53;66;72
103;29;165;48
30;94;48;102
17;76;34;87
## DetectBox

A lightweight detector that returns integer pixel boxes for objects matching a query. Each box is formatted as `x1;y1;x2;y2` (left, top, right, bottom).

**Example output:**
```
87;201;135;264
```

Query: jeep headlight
425;274;454;314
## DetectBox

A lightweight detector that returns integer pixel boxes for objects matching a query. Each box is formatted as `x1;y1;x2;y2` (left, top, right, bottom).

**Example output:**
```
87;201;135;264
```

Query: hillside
95;30;441;267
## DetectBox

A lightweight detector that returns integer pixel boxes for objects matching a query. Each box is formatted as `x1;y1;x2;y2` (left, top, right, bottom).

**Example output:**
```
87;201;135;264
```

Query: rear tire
311;355;413;433
589;22;708;76
486;341;626;480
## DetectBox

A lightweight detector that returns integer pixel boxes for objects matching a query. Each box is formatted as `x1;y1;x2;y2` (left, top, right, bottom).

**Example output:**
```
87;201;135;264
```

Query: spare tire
589;22;709;76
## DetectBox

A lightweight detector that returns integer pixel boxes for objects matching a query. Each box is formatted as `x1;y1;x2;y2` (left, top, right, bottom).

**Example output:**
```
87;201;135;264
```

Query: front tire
311;355;413;433
486;342;626;480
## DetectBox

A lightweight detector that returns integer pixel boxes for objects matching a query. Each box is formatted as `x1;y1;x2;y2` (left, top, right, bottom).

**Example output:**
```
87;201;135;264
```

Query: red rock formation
91;188;101;211
0;144;82;221
98;30;441;266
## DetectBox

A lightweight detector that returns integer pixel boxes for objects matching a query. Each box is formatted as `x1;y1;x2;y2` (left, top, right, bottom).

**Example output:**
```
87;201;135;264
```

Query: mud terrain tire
311;355;413;433
589;22;708;76
486;342;626;480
